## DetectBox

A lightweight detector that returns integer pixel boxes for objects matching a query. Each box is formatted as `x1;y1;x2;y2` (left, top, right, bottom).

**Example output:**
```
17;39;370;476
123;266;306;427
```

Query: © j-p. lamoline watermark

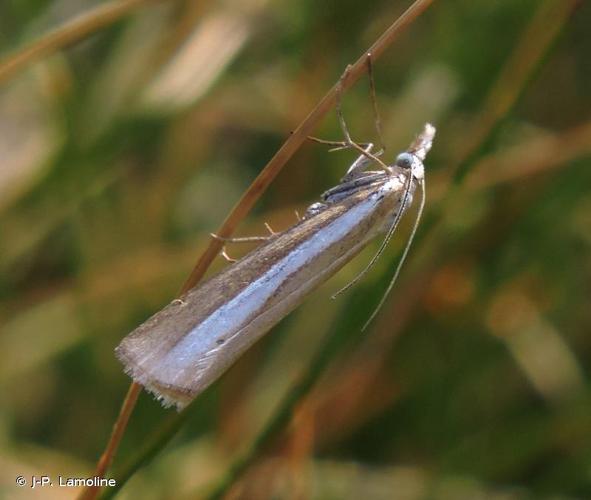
16;475;116;489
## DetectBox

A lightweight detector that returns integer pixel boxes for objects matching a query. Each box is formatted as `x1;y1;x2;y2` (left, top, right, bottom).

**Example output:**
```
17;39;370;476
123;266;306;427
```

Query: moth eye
395;153;414;169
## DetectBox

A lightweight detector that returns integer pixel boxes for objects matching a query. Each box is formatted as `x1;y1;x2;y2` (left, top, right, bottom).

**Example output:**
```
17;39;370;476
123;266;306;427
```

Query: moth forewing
115;124;435;410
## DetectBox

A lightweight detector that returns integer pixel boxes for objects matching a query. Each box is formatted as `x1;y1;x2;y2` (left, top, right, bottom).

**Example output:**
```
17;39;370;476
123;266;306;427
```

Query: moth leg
334;65;390;172
264;222;278;236
309;137;383;182
366;52;386;154
221;247;238;263
307;135;372;153
210;232;271;243
294;209;302;222
342;143;377;181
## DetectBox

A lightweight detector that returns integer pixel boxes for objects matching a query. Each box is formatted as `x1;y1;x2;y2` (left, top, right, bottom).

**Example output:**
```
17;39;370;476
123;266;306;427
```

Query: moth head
394;152;424;181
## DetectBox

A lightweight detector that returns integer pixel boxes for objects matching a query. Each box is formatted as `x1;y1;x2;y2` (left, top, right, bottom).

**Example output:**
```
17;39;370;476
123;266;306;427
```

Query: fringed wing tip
115;345;191;411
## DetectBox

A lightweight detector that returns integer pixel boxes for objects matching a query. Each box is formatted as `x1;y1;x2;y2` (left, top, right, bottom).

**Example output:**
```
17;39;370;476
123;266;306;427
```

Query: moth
116;123;436;409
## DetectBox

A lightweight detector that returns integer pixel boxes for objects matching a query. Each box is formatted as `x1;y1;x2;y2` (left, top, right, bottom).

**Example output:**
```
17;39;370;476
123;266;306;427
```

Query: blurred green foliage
1;0;590;498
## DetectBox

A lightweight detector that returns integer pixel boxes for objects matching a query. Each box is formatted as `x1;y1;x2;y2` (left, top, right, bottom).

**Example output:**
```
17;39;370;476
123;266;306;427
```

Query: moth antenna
361;177;426;332
331;172;413;300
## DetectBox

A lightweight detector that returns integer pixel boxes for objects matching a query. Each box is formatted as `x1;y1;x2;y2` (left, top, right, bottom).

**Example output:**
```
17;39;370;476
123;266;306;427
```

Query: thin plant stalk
0;0;163;85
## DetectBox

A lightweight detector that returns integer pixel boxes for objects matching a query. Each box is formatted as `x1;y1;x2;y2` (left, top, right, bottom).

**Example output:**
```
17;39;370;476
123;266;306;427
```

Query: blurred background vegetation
1;0;590;498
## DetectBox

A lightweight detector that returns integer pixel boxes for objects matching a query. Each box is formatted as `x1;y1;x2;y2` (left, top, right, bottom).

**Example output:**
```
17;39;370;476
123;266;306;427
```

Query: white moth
116;124;436;409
